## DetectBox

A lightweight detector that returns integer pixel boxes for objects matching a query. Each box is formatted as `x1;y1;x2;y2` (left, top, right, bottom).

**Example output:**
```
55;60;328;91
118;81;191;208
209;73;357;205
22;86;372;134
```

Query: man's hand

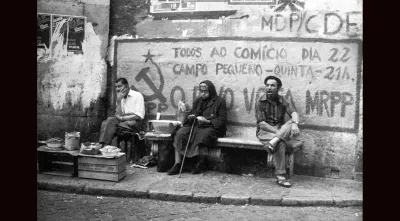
117;87;129;101
291;123;300;137
115;115;122;121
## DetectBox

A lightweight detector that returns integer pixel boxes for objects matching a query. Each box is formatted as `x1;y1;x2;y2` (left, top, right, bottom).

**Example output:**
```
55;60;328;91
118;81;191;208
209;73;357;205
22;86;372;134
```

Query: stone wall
37;0;110;141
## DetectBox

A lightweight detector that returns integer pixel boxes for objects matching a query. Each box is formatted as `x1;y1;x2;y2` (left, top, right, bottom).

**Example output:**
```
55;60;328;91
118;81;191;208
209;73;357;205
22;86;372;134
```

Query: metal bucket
65;132;80;151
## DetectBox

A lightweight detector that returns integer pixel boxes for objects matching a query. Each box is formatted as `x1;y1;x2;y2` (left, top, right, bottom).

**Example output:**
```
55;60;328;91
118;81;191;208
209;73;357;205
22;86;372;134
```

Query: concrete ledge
216;138;263;150
220;194;250;205
193;193;221;204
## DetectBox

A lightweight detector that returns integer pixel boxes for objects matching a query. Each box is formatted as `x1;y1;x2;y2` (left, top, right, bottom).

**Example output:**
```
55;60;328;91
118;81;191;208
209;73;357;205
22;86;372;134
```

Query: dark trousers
99;117;141;144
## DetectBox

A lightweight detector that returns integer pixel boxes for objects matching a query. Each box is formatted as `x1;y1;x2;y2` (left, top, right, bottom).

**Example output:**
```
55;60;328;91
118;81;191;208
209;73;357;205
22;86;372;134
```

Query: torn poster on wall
37;13;86;53
52;15;86;52
37;14;51;49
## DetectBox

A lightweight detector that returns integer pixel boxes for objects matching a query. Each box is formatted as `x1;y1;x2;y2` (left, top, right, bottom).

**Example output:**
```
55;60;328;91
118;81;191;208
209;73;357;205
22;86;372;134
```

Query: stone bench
145;132;303;177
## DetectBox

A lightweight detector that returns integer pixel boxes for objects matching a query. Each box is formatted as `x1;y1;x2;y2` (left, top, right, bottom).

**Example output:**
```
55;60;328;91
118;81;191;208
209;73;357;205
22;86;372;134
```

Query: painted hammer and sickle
132;66;167;103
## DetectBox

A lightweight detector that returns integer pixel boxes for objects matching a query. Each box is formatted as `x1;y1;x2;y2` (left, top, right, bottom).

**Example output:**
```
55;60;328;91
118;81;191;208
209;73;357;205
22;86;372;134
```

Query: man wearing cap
255;76;300;188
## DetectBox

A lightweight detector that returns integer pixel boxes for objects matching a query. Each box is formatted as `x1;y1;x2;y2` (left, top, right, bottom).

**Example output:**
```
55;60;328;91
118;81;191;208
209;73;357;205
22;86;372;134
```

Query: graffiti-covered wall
110;0;362;179
37;0;110;141
115;38;361;133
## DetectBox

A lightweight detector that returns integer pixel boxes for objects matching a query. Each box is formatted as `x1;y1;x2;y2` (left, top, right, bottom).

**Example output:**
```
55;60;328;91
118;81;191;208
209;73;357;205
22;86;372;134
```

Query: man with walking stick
167;80;228;175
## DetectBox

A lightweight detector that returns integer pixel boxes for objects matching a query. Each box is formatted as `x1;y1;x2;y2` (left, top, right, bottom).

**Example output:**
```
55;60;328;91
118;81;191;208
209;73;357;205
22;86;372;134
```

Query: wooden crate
78;170;126;182
37;146;79;177
78;154;126;182
78;163;125;173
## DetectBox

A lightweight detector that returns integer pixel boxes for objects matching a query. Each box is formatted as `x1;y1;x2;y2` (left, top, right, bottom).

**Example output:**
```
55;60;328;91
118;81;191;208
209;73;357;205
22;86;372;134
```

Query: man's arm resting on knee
119;113;141;121
290;112;300;136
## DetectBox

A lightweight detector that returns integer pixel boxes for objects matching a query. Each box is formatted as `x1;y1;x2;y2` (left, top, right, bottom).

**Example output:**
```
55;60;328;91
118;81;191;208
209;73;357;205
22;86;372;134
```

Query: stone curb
37;181;85;194
333;199;363;207
149;190;193;202
221;194;250;205
282;197;335;207
250;196;282;206
193;193;220;204
37;180;362;207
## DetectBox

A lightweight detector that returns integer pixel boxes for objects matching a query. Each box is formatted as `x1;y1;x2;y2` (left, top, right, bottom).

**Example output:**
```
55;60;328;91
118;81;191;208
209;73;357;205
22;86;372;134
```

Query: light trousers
99;117;141;144
257;120;294;175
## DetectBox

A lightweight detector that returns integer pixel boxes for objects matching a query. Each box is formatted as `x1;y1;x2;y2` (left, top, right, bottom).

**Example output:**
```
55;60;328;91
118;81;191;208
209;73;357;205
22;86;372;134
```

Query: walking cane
179;117;197;178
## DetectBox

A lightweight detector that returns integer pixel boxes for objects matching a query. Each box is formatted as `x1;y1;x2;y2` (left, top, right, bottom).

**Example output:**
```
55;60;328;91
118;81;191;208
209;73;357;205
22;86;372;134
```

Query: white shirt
119;89;145;120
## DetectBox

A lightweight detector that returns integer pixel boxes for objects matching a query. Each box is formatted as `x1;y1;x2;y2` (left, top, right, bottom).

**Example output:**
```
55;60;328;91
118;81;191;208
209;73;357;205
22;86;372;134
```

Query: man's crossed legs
257;120;296;187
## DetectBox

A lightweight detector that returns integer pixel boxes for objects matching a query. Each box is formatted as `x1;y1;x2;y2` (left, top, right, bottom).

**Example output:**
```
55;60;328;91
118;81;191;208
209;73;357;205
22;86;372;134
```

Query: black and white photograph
37;0;363;220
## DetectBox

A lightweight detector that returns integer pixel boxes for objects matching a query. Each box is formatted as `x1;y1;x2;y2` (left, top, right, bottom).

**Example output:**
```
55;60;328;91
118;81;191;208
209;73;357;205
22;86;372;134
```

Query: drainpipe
354;79;363;181
106;62;116;117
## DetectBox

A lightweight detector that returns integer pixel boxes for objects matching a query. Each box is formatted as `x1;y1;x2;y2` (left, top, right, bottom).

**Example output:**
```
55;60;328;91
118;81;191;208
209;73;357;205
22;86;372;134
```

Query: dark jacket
173;80;227;158
183;80;227;137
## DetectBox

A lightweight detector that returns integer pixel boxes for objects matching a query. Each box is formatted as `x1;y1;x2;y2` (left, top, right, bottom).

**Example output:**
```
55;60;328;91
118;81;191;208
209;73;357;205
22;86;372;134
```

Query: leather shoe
167;163;181;175
191;156;206;174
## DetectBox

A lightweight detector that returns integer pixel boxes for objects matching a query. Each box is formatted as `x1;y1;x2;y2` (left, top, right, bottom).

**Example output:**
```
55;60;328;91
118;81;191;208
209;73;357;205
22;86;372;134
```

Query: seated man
99;78;145;147
167;80;227;175
255;76;300;188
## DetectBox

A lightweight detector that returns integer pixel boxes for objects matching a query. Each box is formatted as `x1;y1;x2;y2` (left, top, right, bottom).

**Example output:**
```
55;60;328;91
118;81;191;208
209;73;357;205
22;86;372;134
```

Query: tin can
65;131;80;151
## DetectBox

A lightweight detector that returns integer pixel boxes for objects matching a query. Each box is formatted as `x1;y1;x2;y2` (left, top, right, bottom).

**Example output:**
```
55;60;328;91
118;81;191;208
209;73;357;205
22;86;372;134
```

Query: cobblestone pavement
38;191;362;221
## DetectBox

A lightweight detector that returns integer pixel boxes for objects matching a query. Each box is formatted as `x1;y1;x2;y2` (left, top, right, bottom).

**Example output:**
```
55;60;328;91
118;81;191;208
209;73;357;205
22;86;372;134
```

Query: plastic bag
138;155;157;168
176;100;191;123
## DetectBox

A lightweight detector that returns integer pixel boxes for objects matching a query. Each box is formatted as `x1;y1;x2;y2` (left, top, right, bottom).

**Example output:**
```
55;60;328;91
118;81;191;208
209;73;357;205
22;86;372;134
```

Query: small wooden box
78;153;126;182
37;146;79;177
